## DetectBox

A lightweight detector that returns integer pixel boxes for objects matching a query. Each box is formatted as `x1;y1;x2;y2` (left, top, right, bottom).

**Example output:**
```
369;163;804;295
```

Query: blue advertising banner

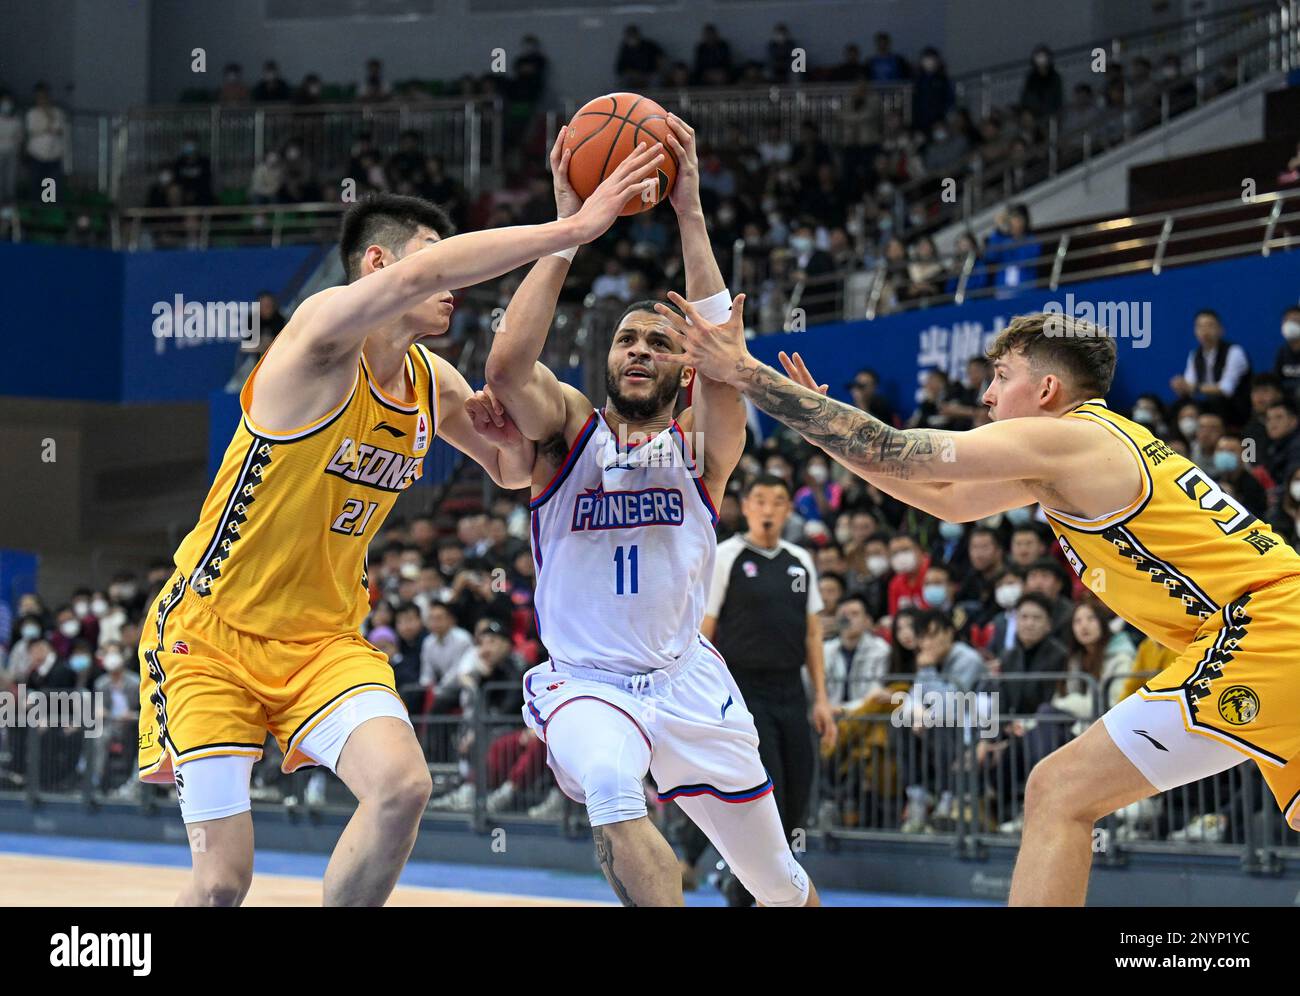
747;251;1295;424
0;244;319;403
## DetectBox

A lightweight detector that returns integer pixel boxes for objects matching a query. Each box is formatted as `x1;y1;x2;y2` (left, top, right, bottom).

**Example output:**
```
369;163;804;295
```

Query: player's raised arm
424;351;534;490
653;319;1083;488
777;351;1037;521
664;113;746;494
305;141;665;359
483;132;593;443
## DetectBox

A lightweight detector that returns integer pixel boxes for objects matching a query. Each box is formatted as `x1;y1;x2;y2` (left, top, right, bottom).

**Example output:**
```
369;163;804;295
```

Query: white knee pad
735;846;811;908
544;698;652;827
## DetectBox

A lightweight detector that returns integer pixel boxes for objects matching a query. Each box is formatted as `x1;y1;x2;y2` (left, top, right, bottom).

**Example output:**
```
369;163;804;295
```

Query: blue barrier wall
748;251;1295;422
1;245;1292;418
0;244;318;403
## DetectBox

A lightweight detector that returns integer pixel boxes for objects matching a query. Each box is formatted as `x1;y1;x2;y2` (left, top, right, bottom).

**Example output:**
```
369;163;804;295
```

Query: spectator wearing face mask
793;455;841;523
929;519;967;572
1128;393;1169;438
852;532;893;620
1211;433;1267;519
252;61;292;102
912;48;955;134
886;534;929;614
1274;306;1300;400
88;642;141;797
3;615;46;686
1019;46;1063;120
983;566;1028;658
50;606;87;660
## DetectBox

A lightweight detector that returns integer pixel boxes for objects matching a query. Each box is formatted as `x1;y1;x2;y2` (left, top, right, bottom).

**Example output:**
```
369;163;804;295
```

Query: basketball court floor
0;832;991;906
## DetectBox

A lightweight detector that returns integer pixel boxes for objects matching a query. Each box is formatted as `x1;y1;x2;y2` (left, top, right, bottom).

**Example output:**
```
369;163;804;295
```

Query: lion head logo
1217;686;1259;726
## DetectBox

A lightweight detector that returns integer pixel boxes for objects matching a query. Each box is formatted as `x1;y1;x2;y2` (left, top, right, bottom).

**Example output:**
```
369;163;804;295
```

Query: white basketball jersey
528;409;718;675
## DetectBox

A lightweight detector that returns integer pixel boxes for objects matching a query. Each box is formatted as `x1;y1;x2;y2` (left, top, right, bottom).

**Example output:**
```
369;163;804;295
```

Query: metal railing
3;671;1293;865
738;186;1300;326
52;98;504;204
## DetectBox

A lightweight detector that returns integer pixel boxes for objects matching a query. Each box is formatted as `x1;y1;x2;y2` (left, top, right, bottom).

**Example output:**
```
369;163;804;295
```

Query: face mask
1006;507;1033;526
1213;451;1240;474
938;521;963;540
866;554;890;577
995;583;1023;609
91;598;109;617
73;600;89;618
103;653;125;672
1291;481;1300;503
1132;407;1157;426
400;562;421;581
808;463;828;484
21;623;40;640
59;620;80;638
717;208;736;225
1178;417;1199;439
790;235;813;254
1283;320;1300;341
978;512;1004;529
69;654;91;673
890;550;918;574
932;128;948;142
765;463;786;478
0;101;12;115
111;583;136;602
835;521;853;546
922;584;949;608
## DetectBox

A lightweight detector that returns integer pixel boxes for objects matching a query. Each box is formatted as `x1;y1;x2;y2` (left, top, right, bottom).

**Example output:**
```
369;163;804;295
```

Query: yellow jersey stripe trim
360;353;421;413
1040;410;1153;532
414;344;440;431
241;365;360;442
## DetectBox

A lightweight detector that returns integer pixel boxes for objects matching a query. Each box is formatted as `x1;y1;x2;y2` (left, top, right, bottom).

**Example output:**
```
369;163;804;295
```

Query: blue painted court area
0;832;991;906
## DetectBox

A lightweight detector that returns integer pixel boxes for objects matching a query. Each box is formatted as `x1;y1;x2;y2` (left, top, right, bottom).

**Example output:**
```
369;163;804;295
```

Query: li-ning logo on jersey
324;438;423;492
414;412;430;453
571;486;685;532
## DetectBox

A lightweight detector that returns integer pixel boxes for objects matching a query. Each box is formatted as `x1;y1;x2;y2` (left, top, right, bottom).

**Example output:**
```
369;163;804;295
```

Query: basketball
561;92;677;215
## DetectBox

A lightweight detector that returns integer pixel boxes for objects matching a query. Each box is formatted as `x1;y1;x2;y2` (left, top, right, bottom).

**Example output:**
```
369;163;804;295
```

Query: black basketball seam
568;96;621;155
631;114;679;202
597;95;646;187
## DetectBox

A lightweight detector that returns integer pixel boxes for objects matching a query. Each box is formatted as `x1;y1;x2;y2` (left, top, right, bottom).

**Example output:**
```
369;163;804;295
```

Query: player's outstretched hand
548;130;581;221
464;385;522;447
649;290;750;384
664;113;700;215
777;351;829;395
569;141;664;244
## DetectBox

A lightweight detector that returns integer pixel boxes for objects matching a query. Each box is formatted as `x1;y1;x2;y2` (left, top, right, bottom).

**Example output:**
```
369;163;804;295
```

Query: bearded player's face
605;311;687;421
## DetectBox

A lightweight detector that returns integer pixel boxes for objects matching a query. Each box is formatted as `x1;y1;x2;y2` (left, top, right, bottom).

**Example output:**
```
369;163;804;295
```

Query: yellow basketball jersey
172;343;440;641
1042;399;1300;653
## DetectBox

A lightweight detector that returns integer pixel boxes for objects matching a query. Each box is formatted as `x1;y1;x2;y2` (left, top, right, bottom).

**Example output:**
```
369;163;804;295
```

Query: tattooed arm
652;321;1092;489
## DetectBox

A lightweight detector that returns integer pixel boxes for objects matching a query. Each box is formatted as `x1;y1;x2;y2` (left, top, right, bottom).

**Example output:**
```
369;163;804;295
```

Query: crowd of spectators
6;302;1295;837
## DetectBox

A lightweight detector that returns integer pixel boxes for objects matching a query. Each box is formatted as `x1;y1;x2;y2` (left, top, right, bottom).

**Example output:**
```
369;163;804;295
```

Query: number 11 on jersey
614;544;639;595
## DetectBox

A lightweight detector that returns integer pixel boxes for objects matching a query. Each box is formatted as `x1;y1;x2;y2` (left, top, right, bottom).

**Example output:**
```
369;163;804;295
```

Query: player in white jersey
481;117;816;906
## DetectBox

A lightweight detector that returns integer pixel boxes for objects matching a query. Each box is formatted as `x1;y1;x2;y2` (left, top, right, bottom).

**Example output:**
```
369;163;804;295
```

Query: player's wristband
689;288;732;325
551;247;578;262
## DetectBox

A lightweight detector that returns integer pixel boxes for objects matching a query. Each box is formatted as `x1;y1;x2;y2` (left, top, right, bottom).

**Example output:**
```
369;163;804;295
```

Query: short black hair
1015;590;1054;616
837;593;871;616
394;601;422;619
339;193;455;282
1267;398;1299;419
616;298;681;329
915;608;955;636
1194;308;1222;324
744;473;792;498
1026;556;1069;591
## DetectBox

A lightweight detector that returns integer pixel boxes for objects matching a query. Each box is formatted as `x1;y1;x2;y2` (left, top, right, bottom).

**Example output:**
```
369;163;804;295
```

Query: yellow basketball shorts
1133;575;1300;827
137;573;403;784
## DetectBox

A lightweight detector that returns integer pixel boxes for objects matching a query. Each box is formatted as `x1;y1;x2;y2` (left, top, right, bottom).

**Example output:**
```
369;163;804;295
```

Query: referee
701;474;836;901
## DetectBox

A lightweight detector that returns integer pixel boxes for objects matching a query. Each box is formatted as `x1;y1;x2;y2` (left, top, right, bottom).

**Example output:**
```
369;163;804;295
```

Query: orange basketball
561;92;677;216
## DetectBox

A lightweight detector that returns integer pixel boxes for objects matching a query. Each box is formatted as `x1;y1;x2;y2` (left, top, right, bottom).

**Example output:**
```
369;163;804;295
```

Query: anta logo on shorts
571;486;684;531
171;640;189;655
324;438;423;492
